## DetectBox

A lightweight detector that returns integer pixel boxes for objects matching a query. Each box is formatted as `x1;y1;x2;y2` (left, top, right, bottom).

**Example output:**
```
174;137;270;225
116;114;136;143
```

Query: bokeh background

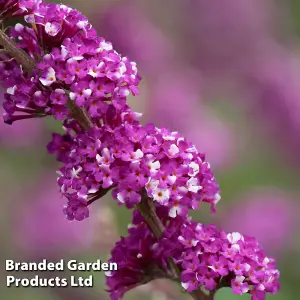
1;0;300;299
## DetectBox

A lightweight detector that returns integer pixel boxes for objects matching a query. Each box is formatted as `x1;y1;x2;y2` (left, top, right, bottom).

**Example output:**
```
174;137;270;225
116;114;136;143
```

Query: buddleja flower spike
0;1;280;299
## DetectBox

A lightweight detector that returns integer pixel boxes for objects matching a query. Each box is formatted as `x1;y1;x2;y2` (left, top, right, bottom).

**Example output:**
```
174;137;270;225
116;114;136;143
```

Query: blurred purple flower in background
242;46;300;165
219;188;298;254
176;0;275;79
14;172;119;258
132;279;185;300
0;102;44;148
14;173;94;257
175;0;300;166
99;0;174;74
92;202;119;252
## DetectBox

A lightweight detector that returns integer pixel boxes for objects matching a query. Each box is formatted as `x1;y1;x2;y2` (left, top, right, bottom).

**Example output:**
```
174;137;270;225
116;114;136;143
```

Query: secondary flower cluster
167;221;280;299
106;207;177;300
107;208;280;300
48;117;220;221
1;0;140;124
106;210;168;300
